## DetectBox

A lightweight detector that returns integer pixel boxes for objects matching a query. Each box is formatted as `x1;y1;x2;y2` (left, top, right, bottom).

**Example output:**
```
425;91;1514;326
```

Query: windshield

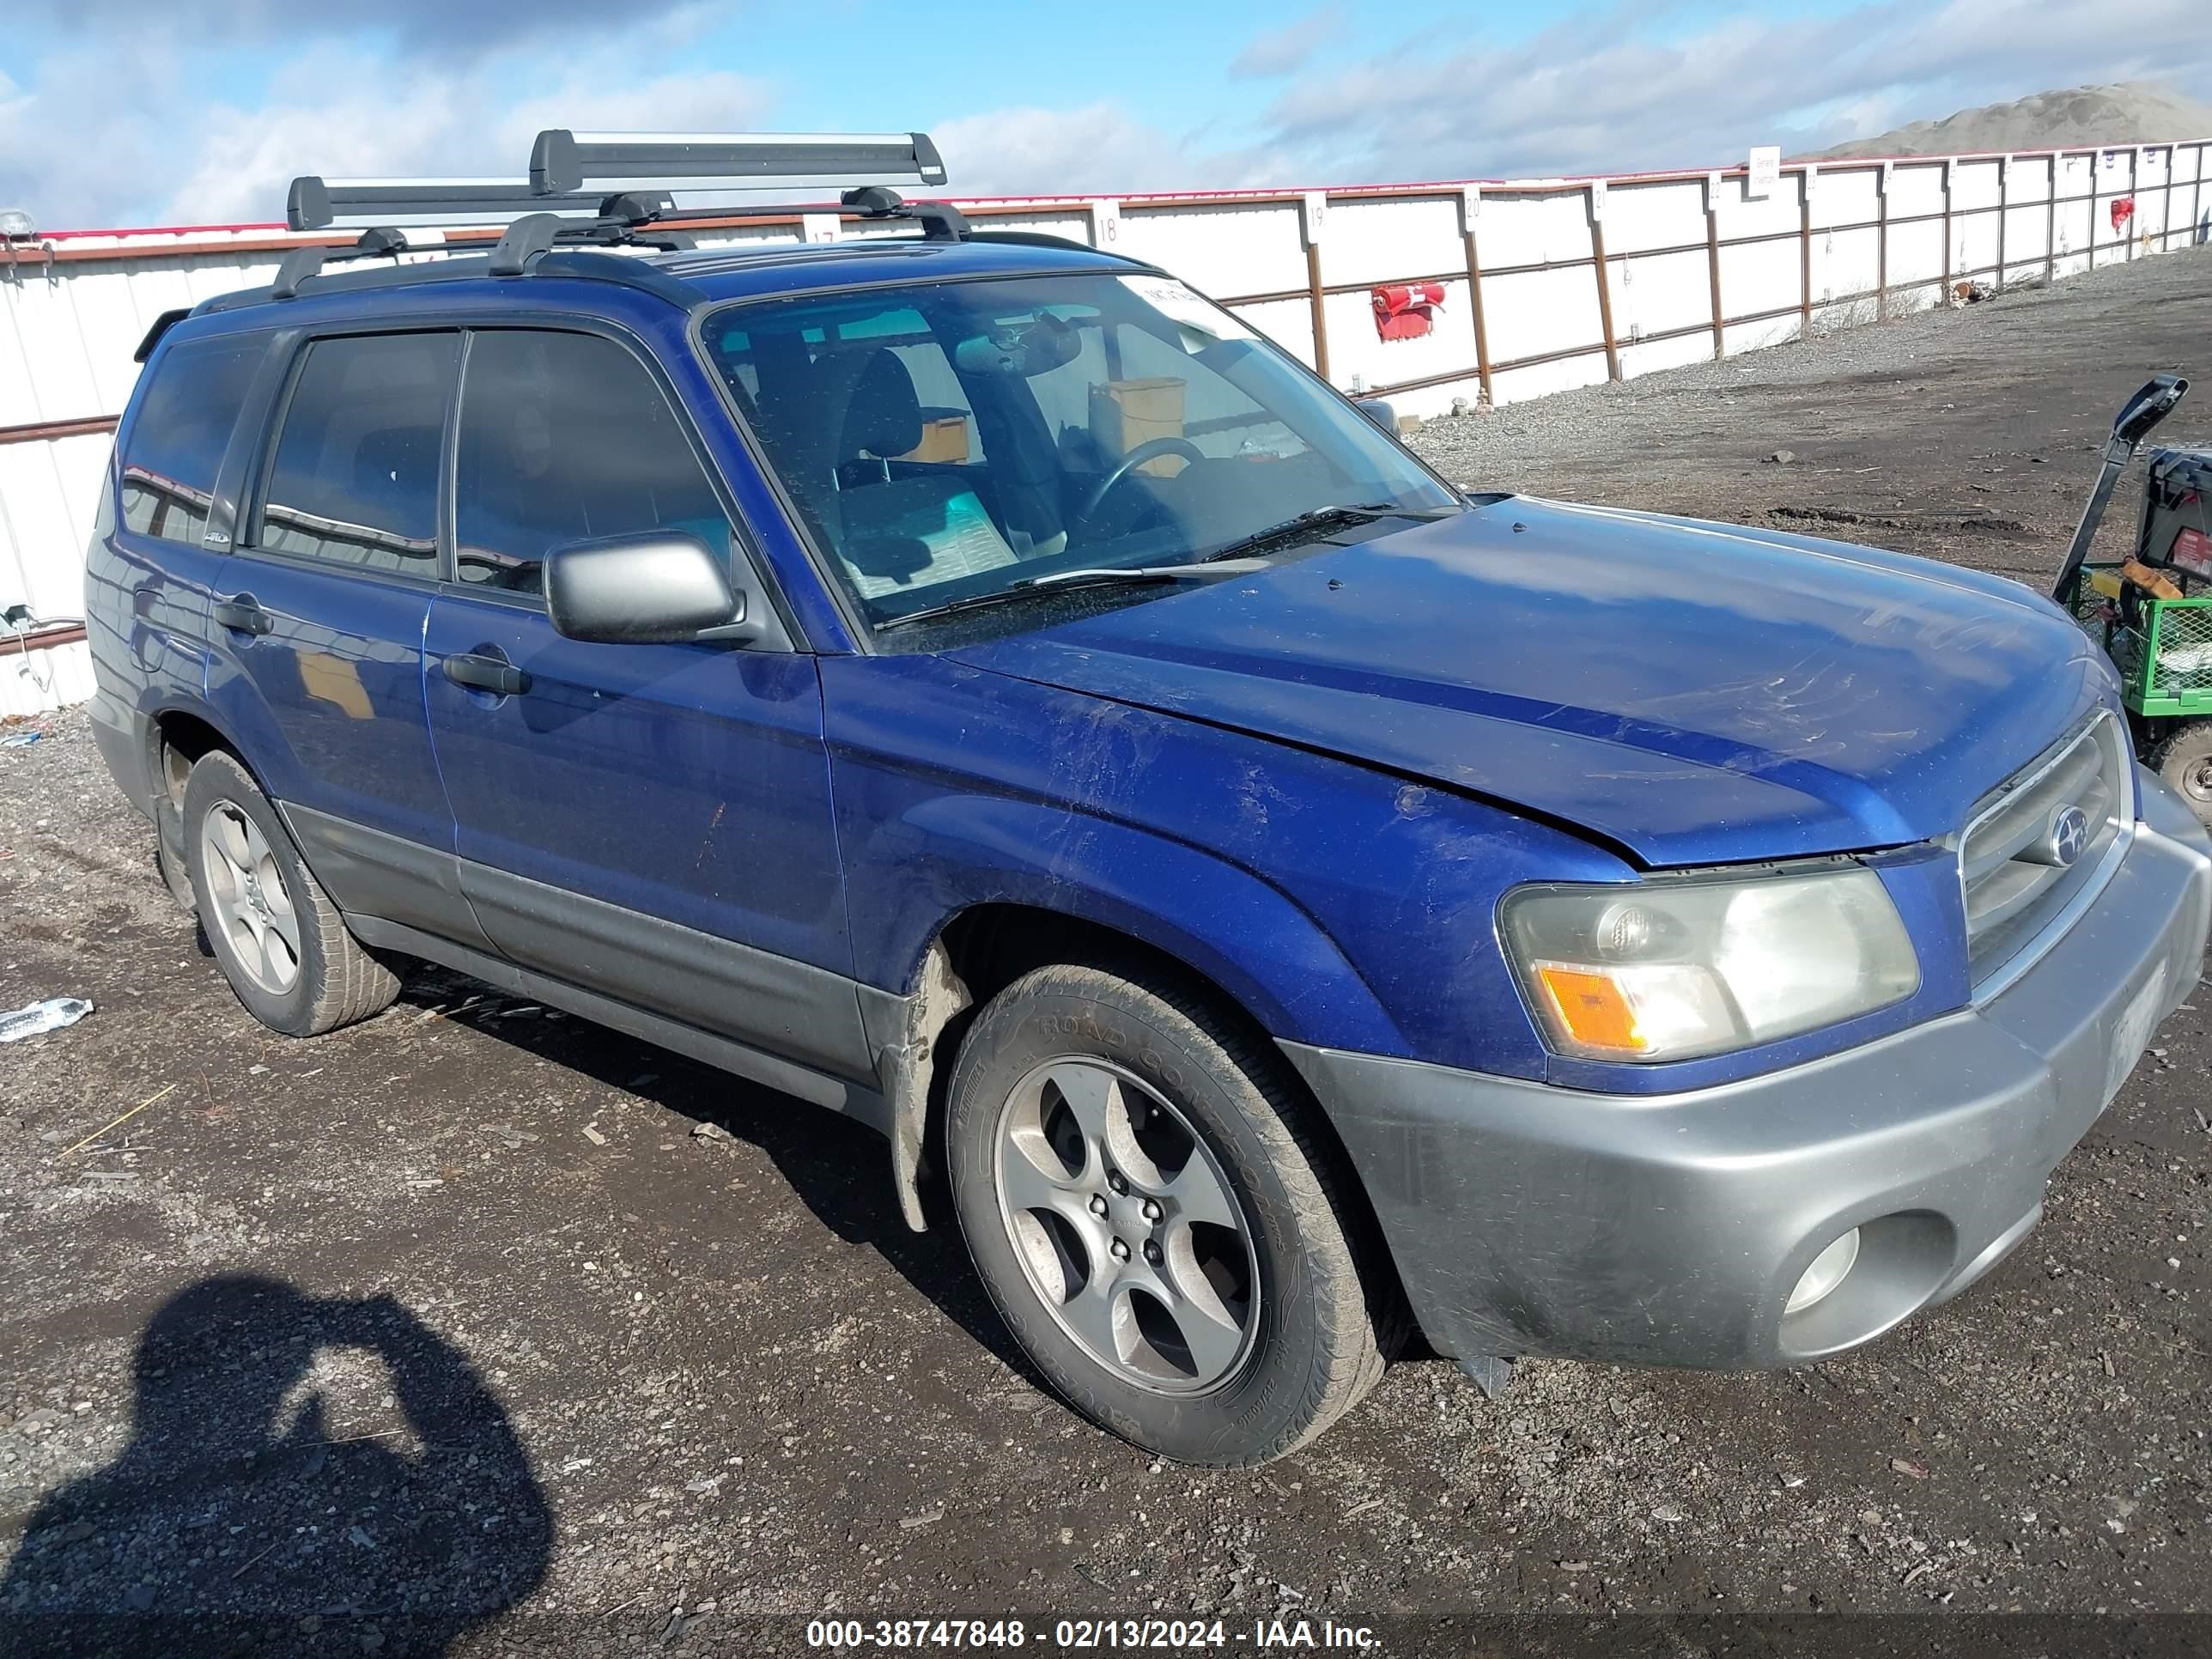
697;271;1457;629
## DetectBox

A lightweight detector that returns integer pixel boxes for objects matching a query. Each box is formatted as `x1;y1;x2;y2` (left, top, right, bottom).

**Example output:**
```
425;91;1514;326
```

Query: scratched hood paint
949;496;2112;866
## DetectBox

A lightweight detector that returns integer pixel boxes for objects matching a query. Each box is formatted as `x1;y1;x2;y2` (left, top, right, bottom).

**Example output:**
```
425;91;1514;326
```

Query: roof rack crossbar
531;130;945;196
289;175;672;232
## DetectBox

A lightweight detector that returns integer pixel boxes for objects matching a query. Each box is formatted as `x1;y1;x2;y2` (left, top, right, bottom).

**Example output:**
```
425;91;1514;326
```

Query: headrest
841;349;923;460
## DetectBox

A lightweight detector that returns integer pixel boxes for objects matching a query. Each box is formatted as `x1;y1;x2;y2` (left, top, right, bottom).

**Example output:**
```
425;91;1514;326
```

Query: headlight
1501;866;1919;1062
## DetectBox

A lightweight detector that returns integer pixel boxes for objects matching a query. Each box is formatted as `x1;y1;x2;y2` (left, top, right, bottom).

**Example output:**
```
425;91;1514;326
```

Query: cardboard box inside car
902;408;972;465
1091;377;1188;476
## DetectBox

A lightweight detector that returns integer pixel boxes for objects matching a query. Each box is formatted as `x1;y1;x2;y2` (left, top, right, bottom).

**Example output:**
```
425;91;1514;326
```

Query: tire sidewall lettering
1033;1009;1187;1094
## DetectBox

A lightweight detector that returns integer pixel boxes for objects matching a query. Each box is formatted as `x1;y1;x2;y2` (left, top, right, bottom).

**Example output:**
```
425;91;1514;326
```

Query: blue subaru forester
85;134;2212;1466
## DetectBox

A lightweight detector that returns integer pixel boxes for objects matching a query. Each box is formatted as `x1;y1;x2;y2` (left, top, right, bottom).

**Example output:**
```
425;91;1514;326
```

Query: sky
3;0;2210;232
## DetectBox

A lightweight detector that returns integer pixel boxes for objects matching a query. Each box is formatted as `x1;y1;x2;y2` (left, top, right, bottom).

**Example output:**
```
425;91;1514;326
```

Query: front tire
945;963;1387;1466
182;750;398;1036
2152;720;2212;827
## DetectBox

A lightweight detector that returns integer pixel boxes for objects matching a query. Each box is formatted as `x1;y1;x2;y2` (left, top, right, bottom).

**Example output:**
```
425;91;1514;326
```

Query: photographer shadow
0;1275;551;1658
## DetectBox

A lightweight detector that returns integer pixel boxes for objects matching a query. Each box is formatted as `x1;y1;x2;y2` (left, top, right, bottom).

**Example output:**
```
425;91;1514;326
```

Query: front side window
255;331;458;574
453;329;735;597
700;272;1455;630
121;332;266;544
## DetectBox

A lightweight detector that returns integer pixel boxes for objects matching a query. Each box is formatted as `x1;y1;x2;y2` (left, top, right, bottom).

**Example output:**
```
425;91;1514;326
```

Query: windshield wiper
1199;501;1455;565
872;501;1463;632
874;558;1267;632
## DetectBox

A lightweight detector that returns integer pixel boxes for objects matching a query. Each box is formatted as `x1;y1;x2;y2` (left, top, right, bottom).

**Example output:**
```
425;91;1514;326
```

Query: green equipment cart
2051;374;2212;824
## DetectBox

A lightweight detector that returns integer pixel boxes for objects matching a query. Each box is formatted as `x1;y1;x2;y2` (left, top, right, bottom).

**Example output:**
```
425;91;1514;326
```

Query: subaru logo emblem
2045;804;2089;867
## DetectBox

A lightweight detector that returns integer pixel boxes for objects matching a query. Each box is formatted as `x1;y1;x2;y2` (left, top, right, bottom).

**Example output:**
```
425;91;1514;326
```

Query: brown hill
1814;81;2212;160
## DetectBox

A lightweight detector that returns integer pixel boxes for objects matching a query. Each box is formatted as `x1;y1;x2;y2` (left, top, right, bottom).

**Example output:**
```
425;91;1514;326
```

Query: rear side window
255;331;459;574
120;333;264;544
453;329;732;596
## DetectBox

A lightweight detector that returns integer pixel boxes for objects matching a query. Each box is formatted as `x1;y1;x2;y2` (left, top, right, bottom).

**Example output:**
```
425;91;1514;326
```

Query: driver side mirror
2115;374;2189;447
1354;398;1400;436
544;532;757;646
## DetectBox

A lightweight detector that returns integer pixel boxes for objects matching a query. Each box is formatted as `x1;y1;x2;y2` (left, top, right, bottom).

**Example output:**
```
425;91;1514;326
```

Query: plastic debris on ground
0;731;43;748
0;998;94;1043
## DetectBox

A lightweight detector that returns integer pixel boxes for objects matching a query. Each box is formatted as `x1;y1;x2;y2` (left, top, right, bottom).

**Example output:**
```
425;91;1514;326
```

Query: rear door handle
212;595;274;636
442;649;530;698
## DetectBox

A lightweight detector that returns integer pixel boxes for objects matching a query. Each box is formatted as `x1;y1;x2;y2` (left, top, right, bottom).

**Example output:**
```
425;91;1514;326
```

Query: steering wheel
1075;436;1207;526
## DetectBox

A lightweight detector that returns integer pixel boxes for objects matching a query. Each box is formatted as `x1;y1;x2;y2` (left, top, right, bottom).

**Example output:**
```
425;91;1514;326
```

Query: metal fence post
1458;185;1494;405
1996;156;2008;289
2089;150;2099;271
2127;146;2139;258
2160;146;2176;250
1940;159;1954;297
1304;242;1330;382
1875;164;1890;321
2047;152;2060;282
1705;173;1725;359
1589;183;1620;380
1302;193;1331;385
1798;168;1814;331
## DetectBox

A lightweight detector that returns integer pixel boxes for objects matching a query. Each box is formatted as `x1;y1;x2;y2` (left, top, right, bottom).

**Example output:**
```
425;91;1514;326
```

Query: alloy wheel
199;802;301;994
993;1057;1259;1394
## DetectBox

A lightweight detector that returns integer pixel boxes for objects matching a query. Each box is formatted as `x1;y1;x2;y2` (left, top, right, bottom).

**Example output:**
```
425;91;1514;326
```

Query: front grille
1958;712;2130;987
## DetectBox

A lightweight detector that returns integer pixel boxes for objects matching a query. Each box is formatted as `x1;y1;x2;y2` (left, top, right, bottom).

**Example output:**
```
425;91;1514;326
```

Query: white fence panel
4;133;2208;709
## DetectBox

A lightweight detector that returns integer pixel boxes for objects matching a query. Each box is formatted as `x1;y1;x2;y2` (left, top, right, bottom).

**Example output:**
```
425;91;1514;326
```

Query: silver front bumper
1286;768;2212;1370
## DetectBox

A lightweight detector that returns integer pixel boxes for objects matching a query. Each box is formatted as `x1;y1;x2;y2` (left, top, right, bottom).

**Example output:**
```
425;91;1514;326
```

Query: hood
948;497;2110;866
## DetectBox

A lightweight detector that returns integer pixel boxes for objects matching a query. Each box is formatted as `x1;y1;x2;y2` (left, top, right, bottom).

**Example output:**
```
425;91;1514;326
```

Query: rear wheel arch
148;708;257;908
151;703;252;800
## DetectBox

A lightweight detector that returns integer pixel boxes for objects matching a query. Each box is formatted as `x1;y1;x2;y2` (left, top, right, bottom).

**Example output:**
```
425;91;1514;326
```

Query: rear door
422;325;866;1081
204;327;488;947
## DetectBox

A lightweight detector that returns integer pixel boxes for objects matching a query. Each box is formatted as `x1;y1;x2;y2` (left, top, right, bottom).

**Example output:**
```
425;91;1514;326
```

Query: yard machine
2051;373;2212;825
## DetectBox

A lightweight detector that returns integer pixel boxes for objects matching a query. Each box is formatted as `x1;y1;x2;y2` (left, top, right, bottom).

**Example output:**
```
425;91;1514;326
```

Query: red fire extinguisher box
1372;282;1443;342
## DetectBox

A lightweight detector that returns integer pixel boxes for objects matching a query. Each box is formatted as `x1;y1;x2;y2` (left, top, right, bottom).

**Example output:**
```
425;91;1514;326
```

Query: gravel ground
1408;244;2212;591
3;247;2211;1658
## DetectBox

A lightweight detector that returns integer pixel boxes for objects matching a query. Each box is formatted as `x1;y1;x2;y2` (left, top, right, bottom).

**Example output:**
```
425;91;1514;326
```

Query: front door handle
212;594;274;636
442;649;530;697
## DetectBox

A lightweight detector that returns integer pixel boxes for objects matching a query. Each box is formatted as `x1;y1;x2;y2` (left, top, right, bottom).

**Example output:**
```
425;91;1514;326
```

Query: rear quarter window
119;333;266;544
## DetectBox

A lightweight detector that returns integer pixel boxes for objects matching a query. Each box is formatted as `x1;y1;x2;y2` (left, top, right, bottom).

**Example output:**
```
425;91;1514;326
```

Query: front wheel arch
881;902;1413;1360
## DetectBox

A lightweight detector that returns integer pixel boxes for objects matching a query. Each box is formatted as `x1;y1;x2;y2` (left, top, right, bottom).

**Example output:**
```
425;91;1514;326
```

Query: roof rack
271;225;424;299
530;130;946;196
261;126;977;308
288;177;677;232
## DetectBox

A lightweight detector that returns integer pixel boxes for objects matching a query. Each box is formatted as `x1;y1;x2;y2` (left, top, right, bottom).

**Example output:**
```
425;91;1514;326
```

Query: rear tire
182;750;398;1036
2151;720;2212;827
945;962;1386;1466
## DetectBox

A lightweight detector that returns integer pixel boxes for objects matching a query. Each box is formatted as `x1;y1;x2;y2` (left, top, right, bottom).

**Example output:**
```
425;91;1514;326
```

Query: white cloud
15;0;697;49
0;31;775;230
166;64;776;225
8;0;2212;230
931;103;1276;198
1253;0;2212;181
1230;8;1345;80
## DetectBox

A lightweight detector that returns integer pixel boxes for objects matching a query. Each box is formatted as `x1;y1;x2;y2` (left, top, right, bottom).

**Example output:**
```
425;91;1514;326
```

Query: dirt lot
3;248;2211;1658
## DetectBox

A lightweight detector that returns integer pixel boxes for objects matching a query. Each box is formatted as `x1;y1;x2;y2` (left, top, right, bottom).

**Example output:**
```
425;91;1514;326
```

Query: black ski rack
530;129;946;196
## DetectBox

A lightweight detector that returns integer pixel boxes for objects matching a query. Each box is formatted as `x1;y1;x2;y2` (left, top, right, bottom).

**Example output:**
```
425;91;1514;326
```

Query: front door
422;326;867;1082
